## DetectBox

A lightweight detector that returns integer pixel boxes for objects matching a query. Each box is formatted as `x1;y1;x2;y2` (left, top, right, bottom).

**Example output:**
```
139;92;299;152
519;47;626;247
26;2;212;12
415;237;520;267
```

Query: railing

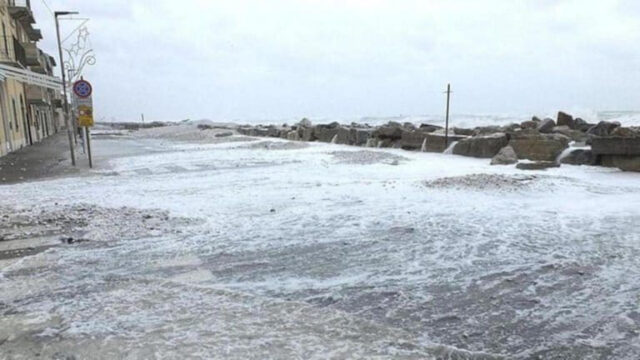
7;0;31;8
12;37;26;67
0;36;28;67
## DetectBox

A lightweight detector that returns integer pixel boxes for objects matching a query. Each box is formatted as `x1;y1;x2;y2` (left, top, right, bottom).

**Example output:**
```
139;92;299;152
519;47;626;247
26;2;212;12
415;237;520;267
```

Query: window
12;98;18;131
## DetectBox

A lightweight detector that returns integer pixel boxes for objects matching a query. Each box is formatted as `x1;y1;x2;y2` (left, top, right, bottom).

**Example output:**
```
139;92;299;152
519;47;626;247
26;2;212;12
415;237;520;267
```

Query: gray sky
32;0;640;122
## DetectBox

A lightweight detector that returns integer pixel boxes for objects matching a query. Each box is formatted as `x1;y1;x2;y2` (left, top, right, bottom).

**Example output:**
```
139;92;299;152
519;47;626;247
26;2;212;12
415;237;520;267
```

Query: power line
40;0;54;16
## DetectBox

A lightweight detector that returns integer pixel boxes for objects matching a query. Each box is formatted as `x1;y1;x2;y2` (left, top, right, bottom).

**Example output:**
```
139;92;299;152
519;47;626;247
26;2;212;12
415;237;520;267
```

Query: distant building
0;0;63;157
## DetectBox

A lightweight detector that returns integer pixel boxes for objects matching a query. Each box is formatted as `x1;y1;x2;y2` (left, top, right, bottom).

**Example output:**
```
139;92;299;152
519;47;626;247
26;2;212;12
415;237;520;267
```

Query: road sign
77;101;94;127
73;79;92;98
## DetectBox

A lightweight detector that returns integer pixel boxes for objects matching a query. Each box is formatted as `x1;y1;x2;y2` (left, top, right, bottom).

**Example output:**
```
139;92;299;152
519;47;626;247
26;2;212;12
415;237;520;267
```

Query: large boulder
491;145;518;165
516;161;561;170
351;128;374;146
537;118;556;133
560;149;594;166
508;131;570;161
573;118;592;132
403;122;417;131
452;132;508;158
453;127;474;136
266;125;287;138
399;129;431;151
333;126;352;144
610;127;640;138
591;137;640;156
299;126;316;141
520;120;538;130
473;126;504;136
557;111;575;129
298;118;312;128
286;130;301;141
314;124;340;142
236;126;254;136
420;123;443;133
599;155;640;172
424;133;467;153
552;126;588;142
591;137;640;172
252;127;271;137
587;121;621;137
373;123;404;140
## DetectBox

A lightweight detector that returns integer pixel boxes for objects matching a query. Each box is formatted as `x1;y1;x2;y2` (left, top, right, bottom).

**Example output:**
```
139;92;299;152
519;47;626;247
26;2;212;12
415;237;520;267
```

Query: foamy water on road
1;133;640;359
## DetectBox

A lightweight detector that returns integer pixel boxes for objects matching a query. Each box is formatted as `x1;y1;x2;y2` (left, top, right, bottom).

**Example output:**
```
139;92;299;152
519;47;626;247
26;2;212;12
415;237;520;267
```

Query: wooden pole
445;83;451;147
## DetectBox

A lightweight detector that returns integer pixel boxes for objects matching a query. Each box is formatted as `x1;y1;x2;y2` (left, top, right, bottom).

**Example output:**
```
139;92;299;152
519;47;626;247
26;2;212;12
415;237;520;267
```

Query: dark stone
504;123;522;132
197;124;213;130
509;131;570;161
573;118;591;132
537;118;556;133
521;120;538;130
373;124;403;140
591;137;640;156
215;131;233;138
403;122;417;130
610;127;640;138
473;126;504;136
452;133;508;158
557;111;575;129
351;128;373;146
299;126;316;141
560;149;595;166
399;130;429;151
552;126;588;142
491;145;518;165
298;118;312;127
334;126;352;144
424;133;467;153
286;130;301;141
314;125;340;142
419;123;443;132
516;162;561;170
453;127;474;136
532;116;542;123
253;127;271;137
587;121;621;137
599;155;640;172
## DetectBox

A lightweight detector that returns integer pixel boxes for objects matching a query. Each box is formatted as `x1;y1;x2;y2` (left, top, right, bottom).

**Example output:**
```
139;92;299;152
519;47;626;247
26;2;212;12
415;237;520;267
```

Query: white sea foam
1;134;639;358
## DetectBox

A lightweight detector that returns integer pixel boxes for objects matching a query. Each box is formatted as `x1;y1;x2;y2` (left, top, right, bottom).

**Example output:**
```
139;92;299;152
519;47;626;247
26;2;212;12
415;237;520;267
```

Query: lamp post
55;11;79;166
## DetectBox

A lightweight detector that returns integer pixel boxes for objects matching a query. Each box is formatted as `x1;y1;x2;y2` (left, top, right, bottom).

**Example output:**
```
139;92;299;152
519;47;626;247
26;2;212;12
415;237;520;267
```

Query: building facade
0;0;62;157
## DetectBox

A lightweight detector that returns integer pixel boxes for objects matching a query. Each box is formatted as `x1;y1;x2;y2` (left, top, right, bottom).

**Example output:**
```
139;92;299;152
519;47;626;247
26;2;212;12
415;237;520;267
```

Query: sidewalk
0;132;84;185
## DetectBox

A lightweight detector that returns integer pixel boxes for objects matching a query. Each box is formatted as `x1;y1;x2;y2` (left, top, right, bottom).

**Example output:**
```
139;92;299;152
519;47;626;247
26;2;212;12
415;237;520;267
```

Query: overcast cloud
31;0;640;122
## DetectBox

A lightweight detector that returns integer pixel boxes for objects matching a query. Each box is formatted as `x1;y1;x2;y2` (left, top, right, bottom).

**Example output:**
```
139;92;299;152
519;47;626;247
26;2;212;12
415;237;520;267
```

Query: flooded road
1;128;640;359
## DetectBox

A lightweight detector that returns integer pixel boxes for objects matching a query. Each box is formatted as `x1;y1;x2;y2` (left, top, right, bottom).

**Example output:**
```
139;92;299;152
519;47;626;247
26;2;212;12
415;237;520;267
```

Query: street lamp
55;11;79;166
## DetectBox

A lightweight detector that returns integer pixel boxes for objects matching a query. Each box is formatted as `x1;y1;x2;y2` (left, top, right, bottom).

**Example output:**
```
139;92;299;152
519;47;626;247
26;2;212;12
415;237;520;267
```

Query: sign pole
72;78;94;168
86;127;93;168
444;83;451;147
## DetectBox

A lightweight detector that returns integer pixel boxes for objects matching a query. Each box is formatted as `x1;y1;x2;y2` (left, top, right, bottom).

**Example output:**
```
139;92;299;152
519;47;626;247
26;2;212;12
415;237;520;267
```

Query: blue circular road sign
73;79;92;98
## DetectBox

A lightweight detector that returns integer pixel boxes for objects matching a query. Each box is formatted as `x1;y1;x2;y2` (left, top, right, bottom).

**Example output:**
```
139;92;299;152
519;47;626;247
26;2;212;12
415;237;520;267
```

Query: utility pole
55;11;79;166
444;83;451;147
141;113;145;124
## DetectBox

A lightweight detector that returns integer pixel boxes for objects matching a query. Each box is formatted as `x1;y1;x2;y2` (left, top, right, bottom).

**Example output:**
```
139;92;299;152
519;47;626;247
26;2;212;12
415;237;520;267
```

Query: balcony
0;36;27;67
7;0;35;25
25;23;42;41
26;84;48;106
23;42;40;66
